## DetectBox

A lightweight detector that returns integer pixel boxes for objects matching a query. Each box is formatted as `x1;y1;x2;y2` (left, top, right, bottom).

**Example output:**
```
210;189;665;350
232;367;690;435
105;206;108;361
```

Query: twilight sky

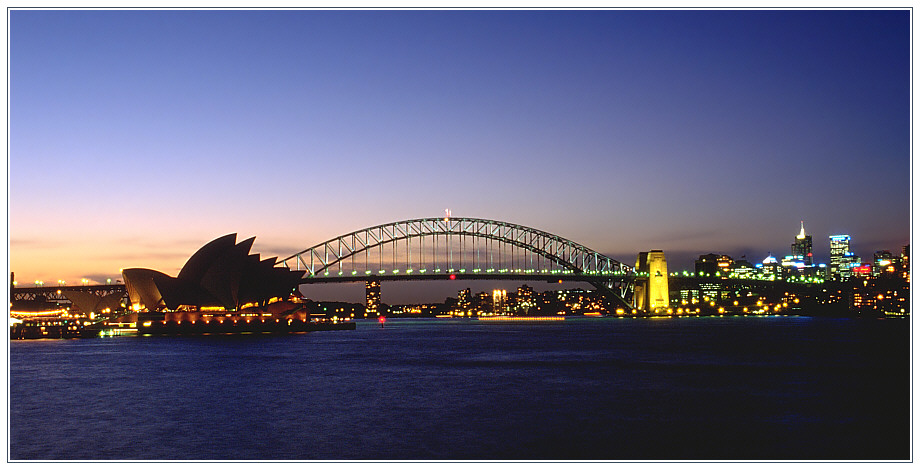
8;9;911;302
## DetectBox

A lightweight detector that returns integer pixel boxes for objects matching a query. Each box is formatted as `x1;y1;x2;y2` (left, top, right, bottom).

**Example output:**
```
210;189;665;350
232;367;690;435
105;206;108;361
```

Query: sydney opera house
122;233;305;313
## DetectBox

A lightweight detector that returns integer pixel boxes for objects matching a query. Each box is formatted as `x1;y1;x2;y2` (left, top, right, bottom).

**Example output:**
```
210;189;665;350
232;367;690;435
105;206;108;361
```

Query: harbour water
8;315;910;460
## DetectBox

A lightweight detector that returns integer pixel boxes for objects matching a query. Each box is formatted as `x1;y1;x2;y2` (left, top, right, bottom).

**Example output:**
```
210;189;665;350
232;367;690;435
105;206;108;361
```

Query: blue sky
8;9;911;302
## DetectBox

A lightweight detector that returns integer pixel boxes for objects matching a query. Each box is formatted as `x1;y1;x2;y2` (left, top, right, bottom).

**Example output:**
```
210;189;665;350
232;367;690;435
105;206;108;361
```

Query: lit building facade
829;235;851;280
492;289;507;314
457;288;472;311
365;280;381;317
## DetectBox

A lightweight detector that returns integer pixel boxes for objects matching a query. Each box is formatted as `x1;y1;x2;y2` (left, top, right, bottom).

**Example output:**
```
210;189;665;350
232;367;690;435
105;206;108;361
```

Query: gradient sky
8;9;911;302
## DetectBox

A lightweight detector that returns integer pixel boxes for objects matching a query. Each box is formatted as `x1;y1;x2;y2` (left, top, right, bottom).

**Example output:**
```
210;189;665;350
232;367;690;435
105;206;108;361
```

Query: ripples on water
9;316;909;460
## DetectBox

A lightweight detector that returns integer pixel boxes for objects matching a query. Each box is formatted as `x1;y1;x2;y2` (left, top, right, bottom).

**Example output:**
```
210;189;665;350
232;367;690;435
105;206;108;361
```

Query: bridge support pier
635;251;669;312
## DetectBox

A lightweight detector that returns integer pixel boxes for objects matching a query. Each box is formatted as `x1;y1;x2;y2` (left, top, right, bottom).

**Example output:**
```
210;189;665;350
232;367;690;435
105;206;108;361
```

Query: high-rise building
791;221;813;266
829;235;851;280
365;280;381;317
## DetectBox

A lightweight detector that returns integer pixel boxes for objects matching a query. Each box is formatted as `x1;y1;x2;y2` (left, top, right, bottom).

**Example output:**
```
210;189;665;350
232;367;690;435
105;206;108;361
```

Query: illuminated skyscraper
829;235;850;280
791;221;813;266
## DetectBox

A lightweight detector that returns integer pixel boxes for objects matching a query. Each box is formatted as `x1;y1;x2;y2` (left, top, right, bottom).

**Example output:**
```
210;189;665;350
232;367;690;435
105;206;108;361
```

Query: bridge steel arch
276;217;635;309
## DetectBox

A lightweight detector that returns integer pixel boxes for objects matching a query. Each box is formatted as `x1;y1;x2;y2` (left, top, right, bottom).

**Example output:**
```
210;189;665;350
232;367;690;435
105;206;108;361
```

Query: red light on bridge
449;274;456;280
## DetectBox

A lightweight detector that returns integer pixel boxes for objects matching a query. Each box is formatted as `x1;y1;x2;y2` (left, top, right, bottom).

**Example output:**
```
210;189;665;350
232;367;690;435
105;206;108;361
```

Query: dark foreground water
9;315;910;461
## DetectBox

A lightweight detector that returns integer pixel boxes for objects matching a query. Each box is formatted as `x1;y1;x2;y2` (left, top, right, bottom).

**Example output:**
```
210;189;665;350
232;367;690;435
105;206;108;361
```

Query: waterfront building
699;282;722;301
678;287;701;303
366;280;381;317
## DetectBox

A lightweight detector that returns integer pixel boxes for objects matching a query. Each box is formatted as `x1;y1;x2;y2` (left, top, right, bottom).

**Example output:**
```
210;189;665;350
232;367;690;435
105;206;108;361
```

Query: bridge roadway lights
298;272;633;285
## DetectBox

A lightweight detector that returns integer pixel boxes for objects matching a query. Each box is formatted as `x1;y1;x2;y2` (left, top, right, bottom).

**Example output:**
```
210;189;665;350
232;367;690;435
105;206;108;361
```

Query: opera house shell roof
122;234;305;311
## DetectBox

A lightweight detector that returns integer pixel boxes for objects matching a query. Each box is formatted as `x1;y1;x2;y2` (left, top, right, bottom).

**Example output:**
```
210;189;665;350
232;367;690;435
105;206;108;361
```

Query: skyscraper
791;221;813;266
829;234;851;280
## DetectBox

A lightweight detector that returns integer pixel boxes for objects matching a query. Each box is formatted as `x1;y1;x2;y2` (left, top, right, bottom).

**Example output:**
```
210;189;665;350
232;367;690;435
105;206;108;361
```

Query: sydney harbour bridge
276;216;638;310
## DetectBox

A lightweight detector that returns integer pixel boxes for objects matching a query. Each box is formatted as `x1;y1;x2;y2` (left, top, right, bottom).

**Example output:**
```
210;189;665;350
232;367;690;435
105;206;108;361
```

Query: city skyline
8;9;910;297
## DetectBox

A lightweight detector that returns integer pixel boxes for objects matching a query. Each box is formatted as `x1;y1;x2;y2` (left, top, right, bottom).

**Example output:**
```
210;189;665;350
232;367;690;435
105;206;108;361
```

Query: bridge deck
299;272;634;284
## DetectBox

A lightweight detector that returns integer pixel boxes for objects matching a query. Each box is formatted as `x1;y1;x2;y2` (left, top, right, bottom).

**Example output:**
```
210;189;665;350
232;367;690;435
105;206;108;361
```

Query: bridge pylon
634;250;669;312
